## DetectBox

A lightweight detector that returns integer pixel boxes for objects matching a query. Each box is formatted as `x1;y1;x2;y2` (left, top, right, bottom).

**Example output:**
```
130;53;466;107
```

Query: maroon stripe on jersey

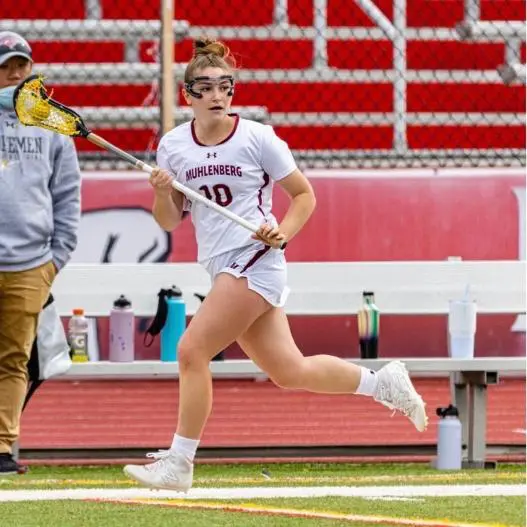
257;173;271;217
241;245;271;274
191;114;240;146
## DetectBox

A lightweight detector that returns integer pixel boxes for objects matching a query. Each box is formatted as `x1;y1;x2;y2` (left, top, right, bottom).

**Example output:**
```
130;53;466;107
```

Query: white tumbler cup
448;299;477;359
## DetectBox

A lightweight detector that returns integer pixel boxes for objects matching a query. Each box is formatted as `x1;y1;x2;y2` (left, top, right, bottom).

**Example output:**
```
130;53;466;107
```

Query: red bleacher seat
47;80;524;114
30;37;526;71
25;36;527;71
329;40;524;70
100;0;275;25
152;39;315;70
32;42;125;63
48;75;524;152
289;0;525;27
407;124;525;149
73;129;156;153
96;0;525;27
75;123;523;152
12;0;525;158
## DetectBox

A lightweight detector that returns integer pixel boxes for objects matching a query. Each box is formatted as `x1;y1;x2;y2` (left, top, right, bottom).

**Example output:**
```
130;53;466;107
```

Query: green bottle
358;291;379;359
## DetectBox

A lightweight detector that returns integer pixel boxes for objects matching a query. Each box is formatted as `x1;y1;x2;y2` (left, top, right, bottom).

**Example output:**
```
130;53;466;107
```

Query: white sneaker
124;450;193;491
374;361;428;432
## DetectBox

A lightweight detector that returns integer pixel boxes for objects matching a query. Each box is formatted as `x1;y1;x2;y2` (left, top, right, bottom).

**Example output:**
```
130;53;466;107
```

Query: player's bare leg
237;307;362;392
175;274;270;439
238;307;427;432
124;273;271;491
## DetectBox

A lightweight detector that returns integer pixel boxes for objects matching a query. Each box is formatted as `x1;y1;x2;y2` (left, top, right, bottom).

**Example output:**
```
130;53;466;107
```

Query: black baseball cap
0;31;32;66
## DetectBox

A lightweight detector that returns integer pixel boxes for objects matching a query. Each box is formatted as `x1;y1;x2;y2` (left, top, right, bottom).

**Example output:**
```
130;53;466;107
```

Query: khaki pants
0;261;56;454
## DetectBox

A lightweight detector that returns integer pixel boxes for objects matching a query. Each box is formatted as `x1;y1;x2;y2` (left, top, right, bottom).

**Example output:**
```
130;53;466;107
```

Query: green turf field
0;463;524;527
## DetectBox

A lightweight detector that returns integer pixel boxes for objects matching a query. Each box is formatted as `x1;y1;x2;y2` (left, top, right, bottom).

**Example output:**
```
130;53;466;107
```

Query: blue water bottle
160;285;186;362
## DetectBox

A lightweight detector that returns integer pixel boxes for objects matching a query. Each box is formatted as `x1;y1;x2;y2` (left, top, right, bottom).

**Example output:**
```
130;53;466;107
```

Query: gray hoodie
0;108;81;272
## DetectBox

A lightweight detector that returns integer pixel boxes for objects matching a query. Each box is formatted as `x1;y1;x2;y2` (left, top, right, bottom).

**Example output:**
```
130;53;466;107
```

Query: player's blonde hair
184;38;236;82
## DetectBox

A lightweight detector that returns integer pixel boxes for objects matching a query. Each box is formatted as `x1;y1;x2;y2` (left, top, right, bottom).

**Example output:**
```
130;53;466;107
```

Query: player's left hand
252;223;288;249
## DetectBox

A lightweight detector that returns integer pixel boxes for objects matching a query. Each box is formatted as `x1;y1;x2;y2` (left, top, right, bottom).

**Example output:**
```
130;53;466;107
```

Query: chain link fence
2;0;525;169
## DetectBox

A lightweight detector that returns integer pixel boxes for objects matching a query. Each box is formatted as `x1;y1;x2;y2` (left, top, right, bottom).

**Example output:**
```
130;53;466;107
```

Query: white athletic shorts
202;243;290;307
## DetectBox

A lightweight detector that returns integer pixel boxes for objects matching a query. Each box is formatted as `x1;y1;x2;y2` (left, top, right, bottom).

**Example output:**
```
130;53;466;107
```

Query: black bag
143;287;181;346
143;290;224;361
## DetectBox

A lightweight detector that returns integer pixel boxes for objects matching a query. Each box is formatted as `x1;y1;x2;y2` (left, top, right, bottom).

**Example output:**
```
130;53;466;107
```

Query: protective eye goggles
185;75;235;99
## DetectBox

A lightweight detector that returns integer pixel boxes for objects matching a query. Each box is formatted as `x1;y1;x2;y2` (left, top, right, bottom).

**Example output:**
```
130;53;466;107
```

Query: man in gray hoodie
0;31;81;474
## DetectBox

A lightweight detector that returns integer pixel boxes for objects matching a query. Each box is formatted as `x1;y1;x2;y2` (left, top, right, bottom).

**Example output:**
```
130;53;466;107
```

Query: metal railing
455;0;526;85
3;0;525;169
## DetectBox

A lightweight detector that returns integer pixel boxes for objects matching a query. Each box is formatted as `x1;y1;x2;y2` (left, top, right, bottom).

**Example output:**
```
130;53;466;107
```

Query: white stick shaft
139;162;260;234
87;134;261;234
171;179;260;233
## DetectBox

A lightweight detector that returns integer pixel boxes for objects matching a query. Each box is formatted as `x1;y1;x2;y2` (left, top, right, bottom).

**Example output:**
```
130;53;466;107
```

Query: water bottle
109;295;135;362
436;404;462;470
68;308;89;363
358;291;379;358
161;285;186;362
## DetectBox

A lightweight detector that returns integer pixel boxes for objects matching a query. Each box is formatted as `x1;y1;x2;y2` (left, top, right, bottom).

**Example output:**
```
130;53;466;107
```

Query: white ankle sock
355;367;378;396
171;434;200;462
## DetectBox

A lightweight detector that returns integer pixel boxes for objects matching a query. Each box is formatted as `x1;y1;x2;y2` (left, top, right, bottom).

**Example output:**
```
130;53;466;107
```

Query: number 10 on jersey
199;184;233;207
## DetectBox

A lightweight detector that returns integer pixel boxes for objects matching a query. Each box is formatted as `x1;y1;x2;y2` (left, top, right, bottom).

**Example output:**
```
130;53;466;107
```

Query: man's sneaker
123;450;193;492
374;361;428;432
0;453;28;475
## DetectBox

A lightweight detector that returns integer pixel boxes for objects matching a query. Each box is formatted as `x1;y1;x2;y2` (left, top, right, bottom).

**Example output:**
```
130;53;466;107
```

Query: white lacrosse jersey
156;115;297;262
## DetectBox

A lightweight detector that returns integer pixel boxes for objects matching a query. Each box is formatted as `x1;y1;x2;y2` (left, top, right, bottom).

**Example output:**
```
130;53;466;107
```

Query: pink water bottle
109;295;135;362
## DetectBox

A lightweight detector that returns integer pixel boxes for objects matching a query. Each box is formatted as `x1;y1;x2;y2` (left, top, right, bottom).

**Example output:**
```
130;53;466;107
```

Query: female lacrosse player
124;39;427;491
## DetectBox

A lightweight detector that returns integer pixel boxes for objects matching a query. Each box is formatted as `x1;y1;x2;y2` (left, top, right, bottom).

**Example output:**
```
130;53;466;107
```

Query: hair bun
193;38;230;59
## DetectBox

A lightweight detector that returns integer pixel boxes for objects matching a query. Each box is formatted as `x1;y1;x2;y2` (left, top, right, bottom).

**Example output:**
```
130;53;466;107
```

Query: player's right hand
149;168;174;196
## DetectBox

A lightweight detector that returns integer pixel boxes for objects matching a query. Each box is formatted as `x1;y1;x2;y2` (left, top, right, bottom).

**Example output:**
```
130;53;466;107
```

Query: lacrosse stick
13;74;284;246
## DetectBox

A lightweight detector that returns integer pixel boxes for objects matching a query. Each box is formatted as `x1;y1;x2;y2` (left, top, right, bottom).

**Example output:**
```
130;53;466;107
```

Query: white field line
0;484;524;502
0;471;520;486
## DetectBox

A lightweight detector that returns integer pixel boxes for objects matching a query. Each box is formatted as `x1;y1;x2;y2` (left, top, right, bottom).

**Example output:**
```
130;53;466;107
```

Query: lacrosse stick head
13;74;88;137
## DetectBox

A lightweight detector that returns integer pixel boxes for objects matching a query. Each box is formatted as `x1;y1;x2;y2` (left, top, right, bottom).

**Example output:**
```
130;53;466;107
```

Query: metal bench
50;260;526;467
